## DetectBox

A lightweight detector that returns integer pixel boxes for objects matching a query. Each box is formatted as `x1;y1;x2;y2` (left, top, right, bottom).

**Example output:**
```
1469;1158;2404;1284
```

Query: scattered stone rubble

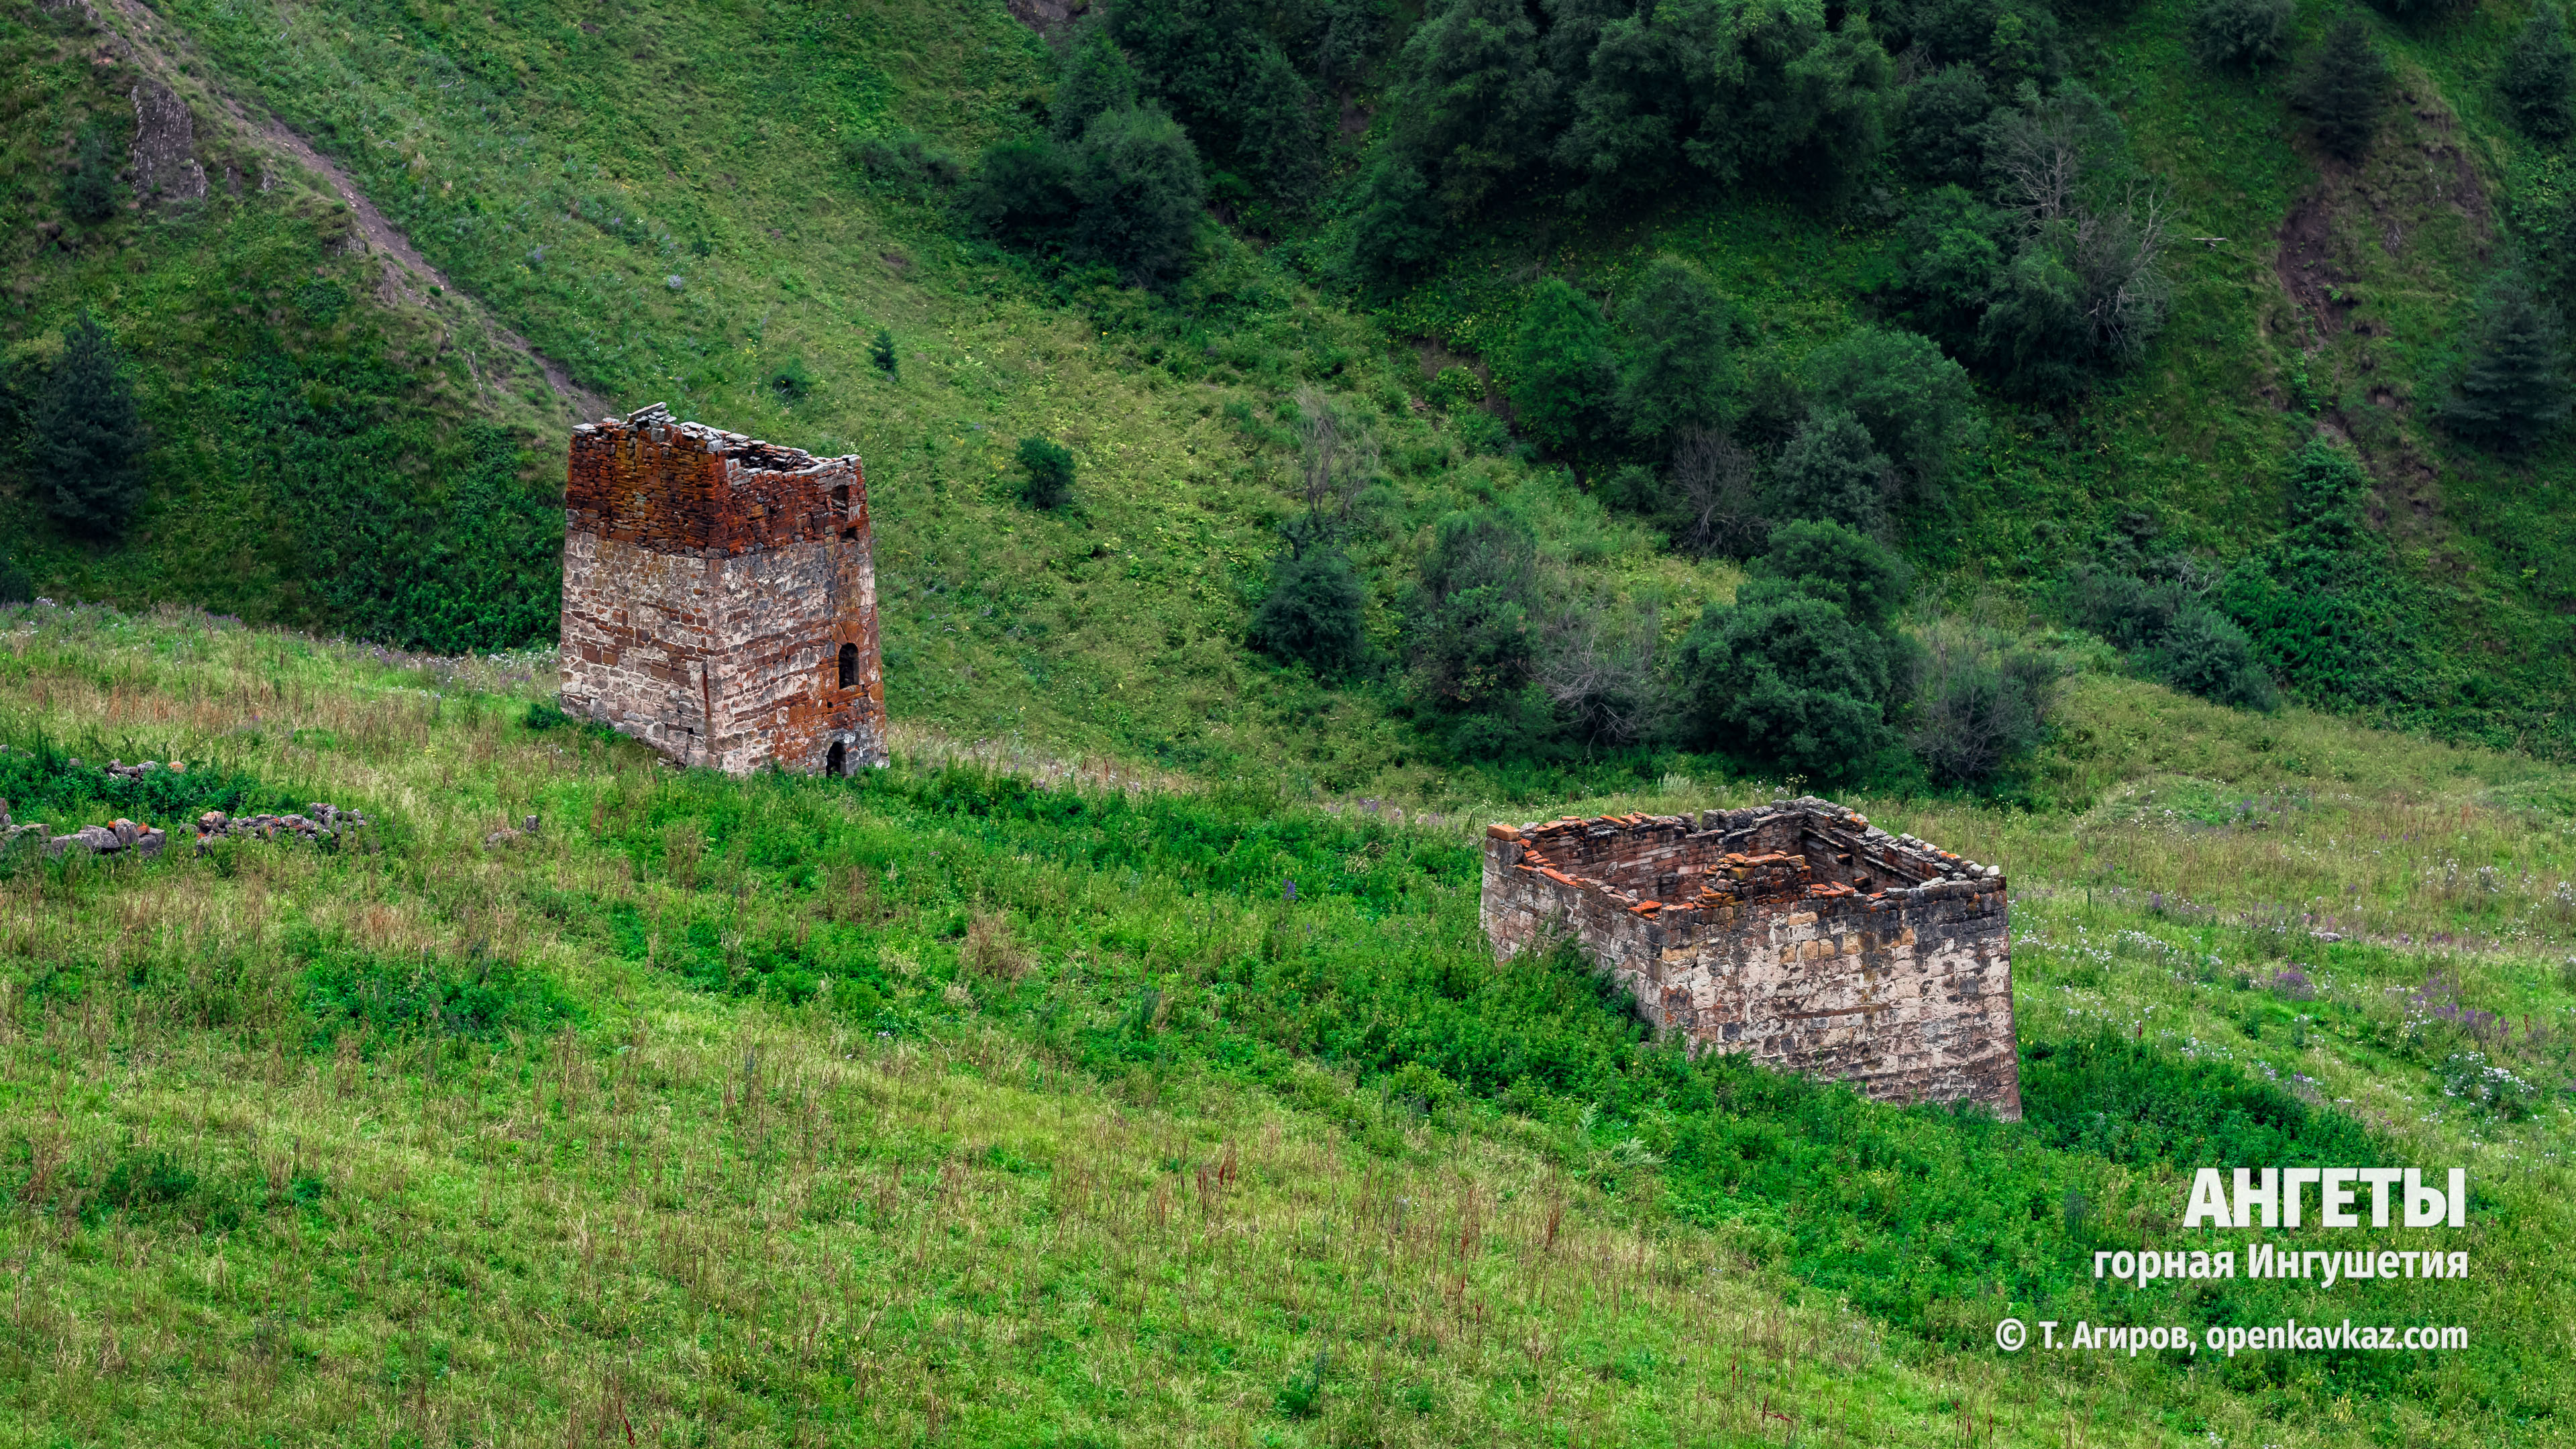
193;803;369;851
1482;795;2023;1118
0;754;370;860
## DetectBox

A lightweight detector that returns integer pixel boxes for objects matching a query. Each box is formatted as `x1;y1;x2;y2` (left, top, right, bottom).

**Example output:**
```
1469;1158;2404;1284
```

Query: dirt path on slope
91;0;608;421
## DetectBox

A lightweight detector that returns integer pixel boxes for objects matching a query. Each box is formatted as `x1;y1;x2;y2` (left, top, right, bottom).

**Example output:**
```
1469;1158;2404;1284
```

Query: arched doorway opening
826;741;847;777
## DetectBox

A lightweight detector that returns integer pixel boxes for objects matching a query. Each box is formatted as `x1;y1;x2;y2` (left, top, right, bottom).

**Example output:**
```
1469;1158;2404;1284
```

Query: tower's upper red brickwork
558;404;887;777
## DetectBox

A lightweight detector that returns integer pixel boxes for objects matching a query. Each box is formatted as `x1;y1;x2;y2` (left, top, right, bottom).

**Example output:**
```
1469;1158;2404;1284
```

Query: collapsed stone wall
559;403;886;776
1481;796;2021;1119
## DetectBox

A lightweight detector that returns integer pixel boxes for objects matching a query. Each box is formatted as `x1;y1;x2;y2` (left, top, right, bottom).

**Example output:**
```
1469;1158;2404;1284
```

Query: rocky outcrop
129;75;207;207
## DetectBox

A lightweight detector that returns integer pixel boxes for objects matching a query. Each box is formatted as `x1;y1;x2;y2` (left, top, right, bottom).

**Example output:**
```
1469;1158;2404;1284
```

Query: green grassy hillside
5;602;2576;1444
4;0;2568;796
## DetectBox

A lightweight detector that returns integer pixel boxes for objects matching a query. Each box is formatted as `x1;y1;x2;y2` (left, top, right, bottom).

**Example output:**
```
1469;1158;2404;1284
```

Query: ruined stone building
1482;797;2021;1118
558;404;887;776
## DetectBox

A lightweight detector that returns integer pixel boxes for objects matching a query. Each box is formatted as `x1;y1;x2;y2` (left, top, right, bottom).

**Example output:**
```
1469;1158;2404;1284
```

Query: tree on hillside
2296;15;2388;160
2441;274;2573;453
2501;2;2576;145
1053;16;1142;142
1403;508;1545;743
1112;0;1324;209
2193;0;2295;70
1069;107;1208;287
1507;280;1615;453
1613;257;1734;448
1017;437;1076;508
1250;549;1368;677
961;139;1079;250
62;125;121;223
1674;521;1911;784
1800;327;1986;488
1894;64;1997;188
1766;409;1895;535
37;313;146;538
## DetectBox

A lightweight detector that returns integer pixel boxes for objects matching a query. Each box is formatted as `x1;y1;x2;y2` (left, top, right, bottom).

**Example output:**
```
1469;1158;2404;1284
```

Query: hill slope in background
3;0;2571;796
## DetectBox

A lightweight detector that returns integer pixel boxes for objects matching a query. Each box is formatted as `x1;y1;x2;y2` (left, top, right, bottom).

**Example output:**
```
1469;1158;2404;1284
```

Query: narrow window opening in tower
837;643;858;688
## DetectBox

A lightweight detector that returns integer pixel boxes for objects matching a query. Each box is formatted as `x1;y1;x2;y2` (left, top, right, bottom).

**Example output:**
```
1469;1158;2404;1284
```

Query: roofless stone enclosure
558;404;886;777
1481;797;2022;1120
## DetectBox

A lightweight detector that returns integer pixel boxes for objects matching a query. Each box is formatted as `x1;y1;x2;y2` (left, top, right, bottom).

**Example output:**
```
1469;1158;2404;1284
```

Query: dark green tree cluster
1351;0;1909;278
1908;626;2061;786
36;313;148;539
1883;83;2171;401
1107;0;1384;217
62;123;123;225
2217;439;2423;710
2192;0;2295;69
2502;3;2576;144
1598;321;1982;553
2064;555;2279;712
963;38;1210;289
2441;272;2573;453
1250;389;1383;680
1672;521;1919;784
2296;15;2387;160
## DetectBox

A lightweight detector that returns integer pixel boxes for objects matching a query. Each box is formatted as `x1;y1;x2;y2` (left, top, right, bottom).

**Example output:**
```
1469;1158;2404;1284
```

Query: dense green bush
1249;548;1368;678
1799;327;1986;487
1612;257;1735;448
1890;186;2010;352
36;314;147;539
1673;591;1898;783
0;553;30;605
2441;274;2572;453
1053;15;1142;141
1016;437;1077;508
1403;509;1542;718
2192;0;2296;69
1894;64;1997;187
1110;0;1334;211
62;123;122;223
2220;439;2428;710
2502;3;2576;144
870;328;900;379
842;131;964;195
961;138;1081;248
1747;519;1913;629
1068;107;1208;286
966;107;1205;286
2153;607;2281;711
1909;627;2061;786
1507;280;1615;453
1673;521;1910;782
1354;0;1893;262
1766;409;1894;535
2298;15;2388;160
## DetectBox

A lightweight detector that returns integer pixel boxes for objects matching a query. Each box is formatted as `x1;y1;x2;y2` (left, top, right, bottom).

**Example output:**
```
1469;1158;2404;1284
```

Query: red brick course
1481;796;2023;1119
557;404;888;776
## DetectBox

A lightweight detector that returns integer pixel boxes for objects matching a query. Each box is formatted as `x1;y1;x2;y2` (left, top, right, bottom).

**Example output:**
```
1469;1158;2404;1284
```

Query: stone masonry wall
1481;797;2021;1119
559;404;886;776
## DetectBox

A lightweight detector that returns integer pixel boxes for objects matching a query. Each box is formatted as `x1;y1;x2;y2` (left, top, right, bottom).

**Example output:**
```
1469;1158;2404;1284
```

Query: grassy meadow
4;600;2575;1446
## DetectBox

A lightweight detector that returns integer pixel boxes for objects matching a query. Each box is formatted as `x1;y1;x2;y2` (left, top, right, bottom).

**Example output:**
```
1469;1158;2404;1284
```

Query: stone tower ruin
1481;797;2021;1119
557;404;887;776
